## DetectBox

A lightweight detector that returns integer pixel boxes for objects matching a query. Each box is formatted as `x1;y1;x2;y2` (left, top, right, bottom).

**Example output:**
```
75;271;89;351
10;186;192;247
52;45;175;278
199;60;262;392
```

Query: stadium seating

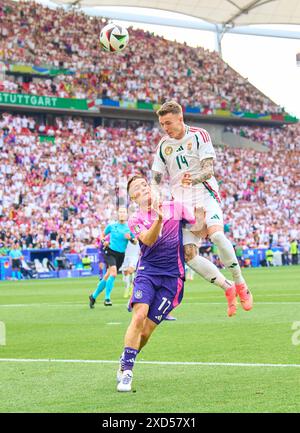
0;0;287;114
0;112;299;253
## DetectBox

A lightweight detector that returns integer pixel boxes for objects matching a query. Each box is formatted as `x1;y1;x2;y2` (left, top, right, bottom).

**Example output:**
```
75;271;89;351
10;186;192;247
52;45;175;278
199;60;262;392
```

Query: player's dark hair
127;175;146;194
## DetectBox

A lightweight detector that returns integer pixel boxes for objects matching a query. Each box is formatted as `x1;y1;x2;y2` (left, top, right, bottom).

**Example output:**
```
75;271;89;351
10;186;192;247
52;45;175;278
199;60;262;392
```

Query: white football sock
124;275;131;289
130;273;134;284
187;256;233;291
210;231;245;284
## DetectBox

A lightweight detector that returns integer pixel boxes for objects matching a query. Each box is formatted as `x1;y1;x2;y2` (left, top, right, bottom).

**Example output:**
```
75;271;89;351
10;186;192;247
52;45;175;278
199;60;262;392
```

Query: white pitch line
1;301;300;308
0;358;300;368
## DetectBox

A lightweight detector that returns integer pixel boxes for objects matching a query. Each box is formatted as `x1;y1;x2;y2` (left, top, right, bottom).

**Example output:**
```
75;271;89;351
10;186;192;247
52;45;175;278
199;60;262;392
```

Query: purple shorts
129;274;184;325
98;250;105;263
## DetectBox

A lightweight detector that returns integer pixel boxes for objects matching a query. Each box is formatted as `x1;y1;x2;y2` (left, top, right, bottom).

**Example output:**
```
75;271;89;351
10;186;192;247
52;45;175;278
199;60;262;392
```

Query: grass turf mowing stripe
1;358;300;368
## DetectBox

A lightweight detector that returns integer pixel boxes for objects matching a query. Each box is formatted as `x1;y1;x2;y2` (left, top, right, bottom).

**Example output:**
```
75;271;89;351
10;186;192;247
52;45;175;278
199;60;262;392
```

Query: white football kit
121;239;140;270
152;125;223;246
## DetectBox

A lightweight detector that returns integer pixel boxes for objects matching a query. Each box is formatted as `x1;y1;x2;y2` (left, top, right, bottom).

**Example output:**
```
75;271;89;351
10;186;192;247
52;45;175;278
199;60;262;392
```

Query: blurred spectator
290;239;299;265
273;250;282;266
82;254;92;270
265;247;274;267
234;242;244;267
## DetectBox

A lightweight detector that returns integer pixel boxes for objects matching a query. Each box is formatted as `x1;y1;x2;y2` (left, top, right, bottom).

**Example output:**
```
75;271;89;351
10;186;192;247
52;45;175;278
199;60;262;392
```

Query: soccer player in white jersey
151;100;253;317
121;237;140;298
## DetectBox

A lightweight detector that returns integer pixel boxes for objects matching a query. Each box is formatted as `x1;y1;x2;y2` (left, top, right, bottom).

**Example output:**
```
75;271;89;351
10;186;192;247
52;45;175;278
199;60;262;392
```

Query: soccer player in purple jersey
117;175;198;392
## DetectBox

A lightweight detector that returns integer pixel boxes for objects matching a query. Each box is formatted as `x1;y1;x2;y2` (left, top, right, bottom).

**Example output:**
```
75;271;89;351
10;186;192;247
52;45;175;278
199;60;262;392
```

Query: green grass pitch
0;266;300;413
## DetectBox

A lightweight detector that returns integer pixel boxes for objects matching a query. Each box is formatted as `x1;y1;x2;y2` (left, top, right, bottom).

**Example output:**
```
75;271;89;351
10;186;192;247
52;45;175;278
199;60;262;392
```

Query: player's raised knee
184;244;198;262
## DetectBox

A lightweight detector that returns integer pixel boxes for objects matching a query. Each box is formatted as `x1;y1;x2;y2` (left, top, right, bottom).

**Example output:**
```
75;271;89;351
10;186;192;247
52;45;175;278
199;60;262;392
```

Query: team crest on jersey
134;225;141;233
135;290;143;299
165;146;173;156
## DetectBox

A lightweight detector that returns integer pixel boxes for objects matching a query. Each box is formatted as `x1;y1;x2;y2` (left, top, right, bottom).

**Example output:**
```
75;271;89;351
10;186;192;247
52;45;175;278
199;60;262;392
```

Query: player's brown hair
156;100;183;117
127;175;146;195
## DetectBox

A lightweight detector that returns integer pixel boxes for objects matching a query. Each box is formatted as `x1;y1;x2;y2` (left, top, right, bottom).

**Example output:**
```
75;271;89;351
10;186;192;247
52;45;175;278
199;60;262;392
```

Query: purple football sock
122;347;139;371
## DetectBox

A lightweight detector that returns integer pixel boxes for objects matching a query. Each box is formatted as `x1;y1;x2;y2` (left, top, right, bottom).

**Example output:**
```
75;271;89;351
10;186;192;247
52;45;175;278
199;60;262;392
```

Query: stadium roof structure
52;0;300;26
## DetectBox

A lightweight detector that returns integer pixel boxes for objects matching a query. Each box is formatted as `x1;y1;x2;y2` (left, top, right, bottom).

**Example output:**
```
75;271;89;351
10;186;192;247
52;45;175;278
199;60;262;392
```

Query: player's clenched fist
181;172;193;187
151;199;163;220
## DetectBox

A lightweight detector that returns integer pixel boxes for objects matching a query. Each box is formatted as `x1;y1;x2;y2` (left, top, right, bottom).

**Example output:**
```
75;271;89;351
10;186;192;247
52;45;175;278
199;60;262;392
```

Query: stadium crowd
216;122;300;252
0;0;298;263
0;112;160;253
0;0;285;114
0;74;79;99
0;112;299;256
224;124;300;151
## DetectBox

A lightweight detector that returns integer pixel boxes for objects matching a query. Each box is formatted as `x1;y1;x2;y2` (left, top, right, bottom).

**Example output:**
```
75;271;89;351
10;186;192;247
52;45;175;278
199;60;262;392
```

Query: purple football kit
128;201;195;324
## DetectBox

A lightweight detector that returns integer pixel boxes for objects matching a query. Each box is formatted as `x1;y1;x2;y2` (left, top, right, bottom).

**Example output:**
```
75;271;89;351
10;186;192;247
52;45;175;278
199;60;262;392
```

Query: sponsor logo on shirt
134;224;141;233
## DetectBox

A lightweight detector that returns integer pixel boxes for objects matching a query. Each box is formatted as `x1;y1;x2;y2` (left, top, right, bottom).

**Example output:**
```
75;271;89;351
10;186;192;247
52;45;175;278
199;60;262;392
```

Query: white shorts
182;228;202;247
121;255;139;271
202;194;223;228
182;195;224;247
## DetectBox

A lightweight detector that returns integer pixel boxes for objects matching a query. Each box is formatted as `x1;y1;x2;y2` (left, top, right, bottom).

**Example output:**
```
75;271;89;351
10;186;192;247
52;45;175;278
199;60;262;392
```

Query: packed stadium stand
0;112;299;252
0;0;289;113
0;0;299;272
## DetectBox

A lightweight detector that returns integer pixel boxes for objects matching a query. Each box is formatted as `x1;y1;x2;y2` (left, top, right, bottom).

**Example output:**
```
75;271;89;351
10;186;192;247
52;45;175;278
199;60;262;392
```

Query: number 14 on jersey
176;155;189;170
